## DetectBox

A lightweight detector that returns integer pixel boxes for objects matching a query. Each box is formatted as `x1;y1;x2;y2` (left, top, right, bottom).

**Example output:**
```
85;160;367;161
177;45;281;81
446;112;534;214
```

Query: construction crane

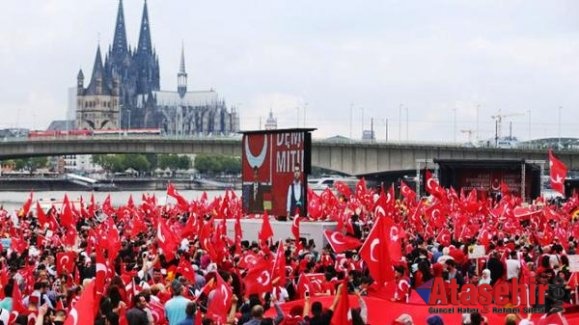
491;110;524;145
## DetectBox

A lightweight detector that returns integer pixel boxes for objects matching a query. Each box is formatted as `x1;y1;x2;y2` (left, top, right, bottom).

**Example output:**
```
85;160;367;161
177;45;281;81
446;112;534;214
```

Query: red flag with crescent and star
549;149;567;195
323;230;362;253
291;216;300;242
64;280;96;325
56;251;76;275
206;273;233;323
243;257;274;296
359;216;395;286
400;180;416;202
331;278;351;325
258;210;274;244
157;219;179;261
19;192;33;217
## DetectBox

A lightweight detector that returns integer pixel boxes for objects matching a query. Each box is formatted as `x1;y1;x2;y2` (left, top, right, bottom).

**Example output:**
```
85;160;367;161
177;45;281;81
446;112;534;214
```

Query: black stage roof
433;158;533;169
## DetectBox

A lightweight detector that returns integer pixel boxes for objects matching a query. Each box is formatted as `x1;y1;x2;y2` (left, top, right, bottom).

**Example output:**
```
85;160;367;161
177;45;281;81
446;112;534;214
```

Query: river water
0;190;237;212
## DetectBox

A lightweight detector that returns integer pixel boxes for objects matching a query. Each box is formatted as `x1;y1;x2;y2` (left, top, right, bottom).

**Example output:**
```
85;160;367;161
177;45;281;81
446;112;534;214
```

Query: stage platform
221;219;337;249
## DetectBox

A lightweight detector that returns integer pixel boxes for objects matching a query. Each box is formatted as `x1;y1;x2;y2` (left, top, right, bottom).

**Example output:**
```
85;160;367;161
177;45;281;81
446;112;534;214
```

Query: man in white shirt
505;250;521;281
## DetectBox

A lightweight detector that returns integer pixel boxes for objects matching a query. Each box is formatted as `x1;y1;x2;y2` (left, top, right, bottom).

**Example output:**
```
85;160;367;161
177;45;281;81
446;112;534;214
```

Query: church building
75;0;239;135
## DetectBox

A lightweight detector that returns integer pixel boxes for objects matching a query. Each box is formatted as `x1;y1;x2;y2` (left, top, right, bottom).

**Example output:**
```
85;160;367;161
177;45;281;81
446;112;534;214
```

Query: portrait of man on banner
286;163;305;217
242;133;272;214
245;166;271;213
242;129;313;217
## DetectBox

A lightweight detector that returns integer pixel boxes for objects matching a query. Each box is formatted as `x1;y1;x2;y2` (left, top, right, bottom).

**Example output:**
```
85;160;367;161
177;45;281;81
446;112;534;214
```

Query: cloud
1;0;579;142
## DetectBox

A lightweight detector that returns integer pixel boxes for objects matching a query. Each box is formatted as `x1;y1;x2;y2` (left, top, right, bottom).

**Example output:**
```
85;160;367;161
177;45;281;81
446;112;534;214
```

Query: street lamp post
398;104;403;142
558;106;562;148
349;103;353;140
360;107;364;139
303;102;308;128
527;109;531;140
296;107;300;128
453;108;457;143
405;106;409;141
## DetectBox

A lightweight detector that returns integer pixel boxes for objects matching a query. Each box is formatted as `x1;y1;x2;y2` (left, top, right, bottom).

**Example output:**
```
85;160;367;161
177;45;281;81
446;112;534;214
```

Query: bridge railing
4;135;579;152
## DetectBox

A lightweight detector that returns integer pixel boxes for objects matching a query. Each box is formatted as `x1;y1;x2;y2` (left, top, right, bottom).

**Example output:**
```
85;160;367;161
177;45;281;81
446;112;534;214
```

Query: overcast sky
1;0;579;142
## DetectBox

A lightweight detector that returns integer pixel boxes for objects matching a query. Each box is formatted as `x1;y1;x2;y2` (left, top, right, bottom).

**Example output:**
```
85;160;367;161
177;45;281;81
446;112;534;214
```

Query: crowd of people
0;177;578;325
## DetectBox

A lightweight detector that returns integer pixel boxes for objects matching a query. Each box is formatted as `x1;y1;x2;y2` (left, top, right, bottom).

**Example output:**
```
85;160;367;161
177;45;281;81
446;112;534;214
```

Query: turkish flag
36;202;47;227
237;252;259;270
167;183;189;209
102;194;115;216
331;278;351;325
513;207;540;220
64;280;97;325
372;190;389;219
323;230;362;253
87;193;96;218
400;180;416;202
549;149;567;195
60;199;74;228
258;210;274;243
157;220;179;260
244;258;274;296
307;273;327;294
272;241;286;285
95;248;107;298
308;188;323;219
359;216;395;286
57;251;77;275
425;170;444;198
436;228;452;247
12;278;27;315
296;273;314;298
355;177;368;202
291;216;300;242
149;299;168;325
62;226;77;247
235;213;243;244
19;192;33;217
177;258;196;283
182;213;199;239
334;180;352;198
206;273;233;324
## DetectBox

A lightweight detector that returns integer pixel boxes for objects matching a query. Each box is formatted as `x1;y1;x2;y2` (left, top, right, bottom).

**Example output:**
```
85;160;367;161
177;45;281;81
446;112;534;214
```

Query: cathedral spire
112;0;128;54
91;45;104;81
85;45;106;95
137;0;153;54
177;43;188;98
179;42;186;74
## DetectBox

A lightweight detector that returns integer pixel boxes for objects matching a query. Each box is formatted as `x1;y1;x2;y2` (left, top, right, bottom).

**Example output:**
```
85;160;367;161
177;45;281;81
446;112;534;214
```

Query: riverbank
0;176;240;192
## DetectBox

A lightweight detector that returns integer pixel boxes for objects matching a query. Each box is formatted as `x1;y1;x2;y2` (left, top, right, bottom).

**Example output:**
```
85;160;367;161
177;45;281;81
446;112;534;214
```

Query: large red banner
456;168;532;199
242;130;310;217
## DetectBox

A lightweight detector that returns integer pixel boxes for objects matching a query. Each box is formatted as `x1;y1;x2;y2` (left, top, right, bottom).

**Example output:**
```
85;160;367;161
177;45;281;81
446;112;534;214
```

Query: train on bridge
27;128;162;139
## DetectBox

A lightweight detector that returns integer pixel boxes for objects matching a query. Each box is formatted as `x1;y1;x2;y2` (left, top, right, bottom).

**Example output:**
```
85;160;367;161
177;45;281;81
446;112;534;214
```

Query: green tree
221;156;241;174
13;159;27;170
145;153;158;170
177;155;191;170
194;154;240;175
123;154;150;172
158;154;180;170
30;157;48;170
92;154;123;173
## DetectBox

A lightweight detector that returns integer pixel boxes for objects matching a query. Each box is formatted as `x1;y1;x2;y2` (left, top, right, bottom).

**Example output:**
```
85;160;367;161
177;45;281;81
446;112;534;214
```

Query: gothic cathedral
75;0;239;135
